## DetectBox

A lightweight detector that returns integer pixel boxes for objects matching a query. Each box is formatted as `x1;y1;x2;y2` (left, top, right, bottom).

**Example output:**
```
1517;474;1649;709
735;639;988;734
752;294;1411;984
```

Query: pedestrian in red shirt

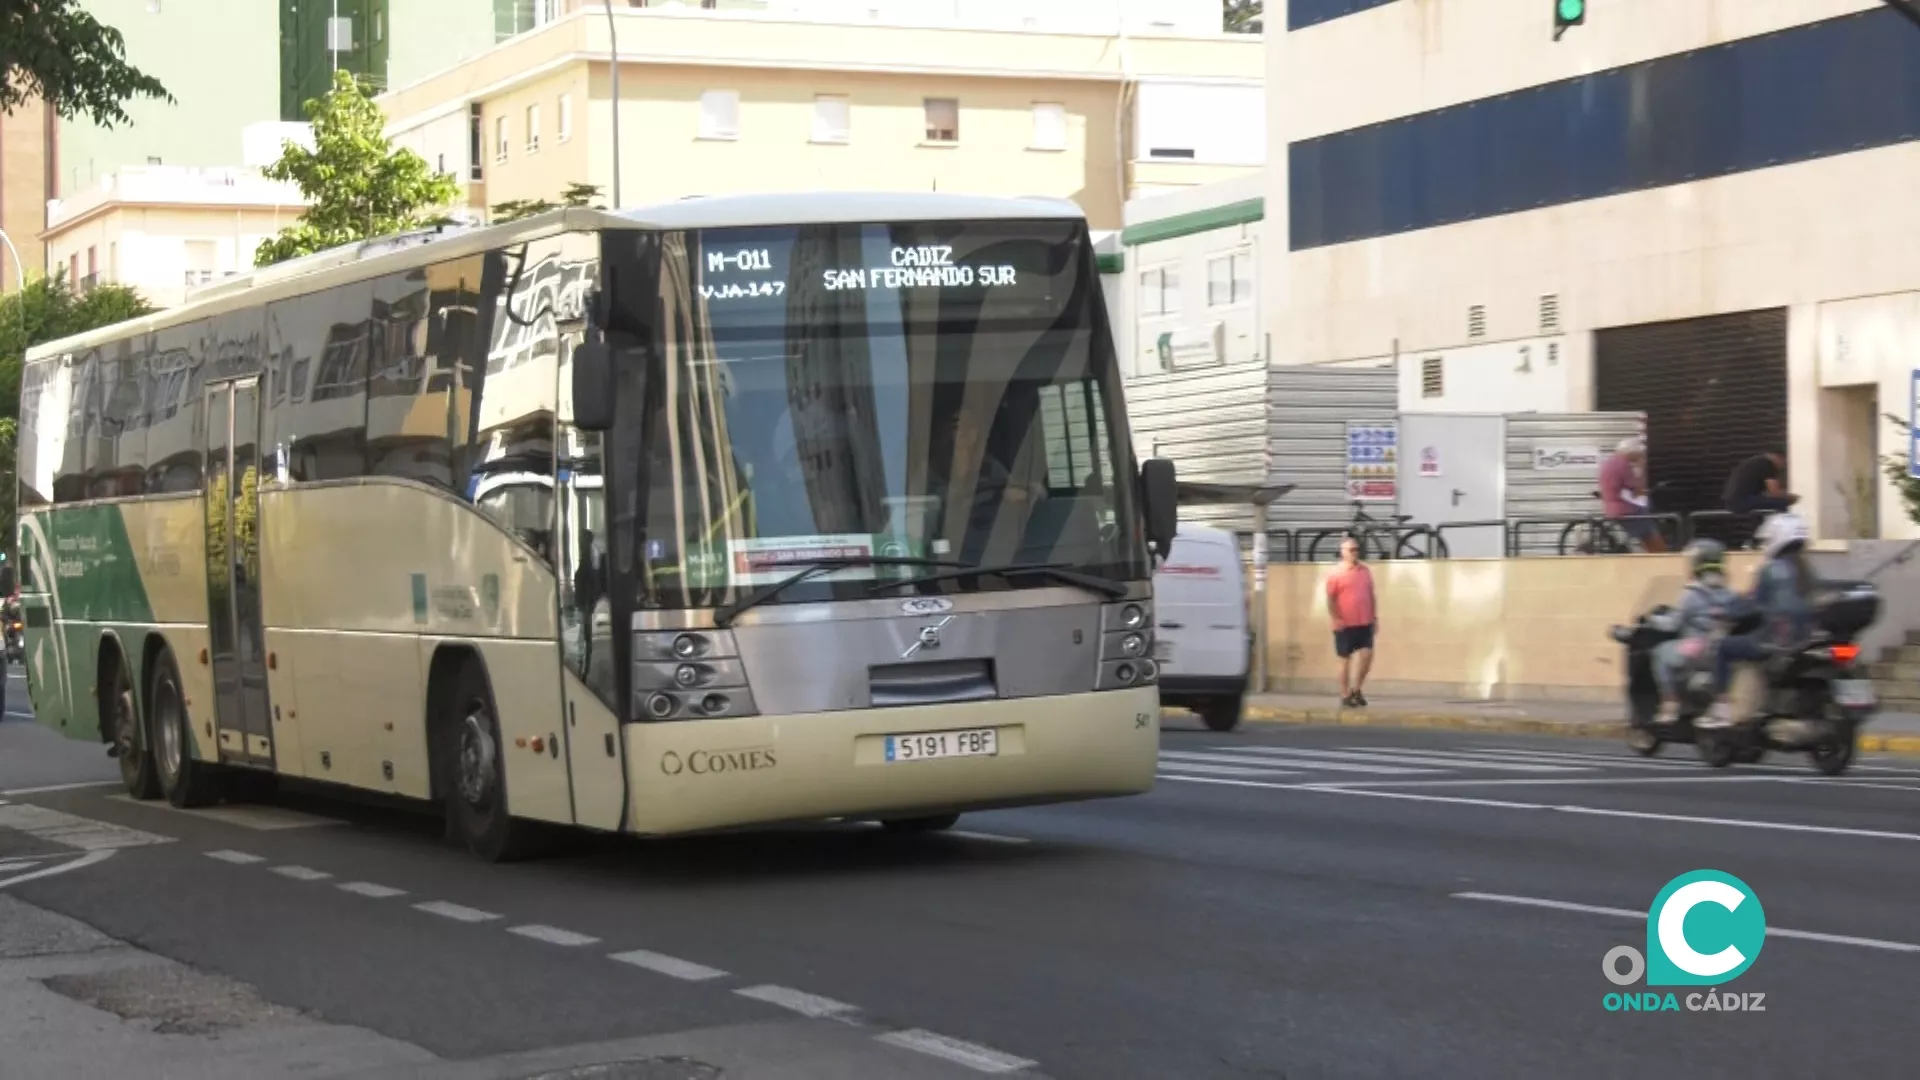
1326;536;1377;708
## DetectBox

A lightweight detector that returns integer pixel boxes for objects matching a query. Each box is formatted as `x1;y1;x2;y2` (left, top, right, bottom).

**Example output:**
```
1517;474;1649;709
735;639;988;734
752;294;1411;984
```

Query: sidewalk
1206;693;1920;756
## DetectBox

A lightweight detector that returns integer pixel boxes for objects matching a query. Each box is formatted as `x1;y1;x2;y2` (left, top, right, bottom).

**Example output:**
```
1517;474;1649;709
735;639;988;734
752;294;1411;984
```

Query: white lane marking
509;924;601;947
0;857;46;872
609;948;728;981
0;803;171;850
0;781;122;796
947;830;1032;845
1156;761;1308;779
735;984;859;1019
1316;775;1788;789
1454;892;1920;954
413;900;500;923
1337;746;1689;771
271;865;332;881
1189;748;1440;775
877;1029;1037;1074
205;849;266;865
1771;777;1920;793
1159;773;1920;840
0;848;115;889
2;712;35;721
108;796;342;830
338;881;407;898
1231;746;1590;773
1465;745;1920;777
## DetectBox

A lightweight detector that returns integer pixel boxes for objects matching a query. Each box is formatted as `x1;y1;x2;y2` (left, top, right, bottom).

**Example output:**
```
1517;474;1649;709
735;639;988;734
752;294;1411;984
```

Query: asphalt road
3;690;1916;1079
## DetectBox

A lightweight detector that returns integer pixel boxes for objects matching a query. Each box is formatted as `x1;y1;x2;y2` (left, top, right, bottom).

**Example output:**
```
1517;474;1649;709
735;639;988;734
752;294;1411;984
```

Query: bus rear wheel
882;813;960;834
439;657;543;863
110;657;161;801
152;649;222;809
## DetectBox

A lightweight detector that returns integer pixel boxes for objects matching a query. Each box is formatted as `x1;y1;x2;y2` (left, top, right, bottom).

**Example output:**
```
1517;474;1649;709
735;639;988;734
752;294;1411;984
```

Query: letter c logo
661;751;683;776
1658;880;1747;978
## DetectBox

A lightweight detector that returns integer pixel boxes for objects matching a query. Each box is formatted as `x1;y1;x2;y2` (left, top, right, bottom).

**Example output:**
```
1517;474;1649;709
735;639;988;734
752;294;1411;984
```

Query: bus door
202;378;275;766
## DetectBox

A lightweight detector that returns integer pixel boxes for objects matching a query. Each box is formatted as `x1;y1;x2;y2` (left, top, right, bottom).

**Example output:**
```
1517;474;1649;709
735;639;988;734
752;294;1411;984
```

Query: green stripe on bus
47;505;155;625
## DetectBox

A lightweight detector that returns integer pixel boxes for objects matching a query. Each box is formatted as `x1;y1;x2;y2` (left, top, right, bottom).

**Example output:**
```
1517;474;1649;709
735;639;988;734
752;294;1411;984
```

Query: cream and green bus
15;192;1178;860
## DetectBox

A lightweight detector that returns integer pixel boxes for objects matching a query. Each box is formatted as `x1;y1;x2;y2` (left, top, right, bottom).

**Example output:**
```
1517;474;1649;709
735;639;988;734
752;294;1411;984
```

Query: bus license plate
1834;680;1876;708
885;728;998;763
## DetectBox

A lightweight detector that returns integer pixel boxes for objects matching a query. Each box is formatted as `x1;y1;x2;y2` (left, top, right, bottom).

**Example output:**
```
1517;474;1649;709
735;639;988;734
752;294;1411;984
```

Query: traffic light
1554;0;1586;40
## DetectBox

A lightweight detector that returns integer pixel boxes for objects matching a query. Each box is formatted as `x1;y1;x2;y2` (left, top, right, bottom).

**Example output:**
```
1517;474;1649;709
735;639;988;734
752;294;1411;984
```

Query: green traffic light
1558;0;1585;19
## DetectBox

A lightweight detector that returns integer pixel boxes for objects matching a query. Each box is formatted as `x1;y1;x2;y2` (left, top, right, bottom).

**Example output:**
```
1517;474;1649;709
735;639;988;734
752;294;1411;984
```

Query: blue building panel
1289;8;1920;250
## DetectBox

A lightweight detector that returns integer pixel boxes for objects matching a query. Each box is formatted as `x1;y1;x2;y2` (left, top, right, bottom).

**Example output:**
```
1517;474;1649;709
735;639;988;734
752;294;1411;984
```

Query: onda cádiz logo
1602;870;1768;1013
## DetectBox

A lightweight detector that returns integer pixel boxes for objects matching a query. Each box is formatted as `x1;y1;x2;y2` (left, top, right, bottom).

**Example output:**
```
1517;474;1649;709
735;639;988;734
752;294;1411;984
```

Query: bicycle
1558;481;1675;556
1306;500;1449;561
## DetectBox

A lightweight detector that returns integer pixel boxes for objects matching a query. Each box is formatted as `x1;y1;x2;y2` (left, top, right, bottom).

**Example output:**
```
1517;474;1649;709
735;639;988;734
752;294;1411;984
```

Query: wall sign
1346;421;1398;501
1532;446;1602;471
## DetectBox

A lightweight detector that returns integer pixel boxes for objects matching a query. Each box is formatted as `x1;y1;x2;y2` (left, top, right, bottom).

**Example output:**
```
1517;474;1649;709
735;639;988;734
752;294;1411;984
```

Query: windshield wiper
710;555;960;628
868;561;1128;600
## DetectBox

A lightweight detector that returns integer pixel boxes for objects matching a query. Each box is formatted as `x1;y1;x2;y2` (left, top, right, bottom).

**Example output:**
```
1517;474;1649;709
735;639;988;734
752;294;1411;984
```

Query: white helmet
1756;511;1809;556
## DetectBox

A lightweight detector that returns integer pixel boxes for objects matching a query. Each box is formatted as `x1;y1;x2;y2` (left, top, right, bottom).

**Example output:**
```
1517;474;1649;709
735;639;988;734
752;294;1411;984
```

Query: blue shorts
1334;624;1376;658
1618;516;1658;542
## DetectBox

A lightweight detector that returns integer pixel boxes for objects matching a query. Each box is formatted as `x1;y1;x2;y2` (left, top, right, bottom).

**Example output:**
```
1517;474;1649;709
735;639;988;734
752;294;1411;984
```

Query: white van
1152;524;1253;731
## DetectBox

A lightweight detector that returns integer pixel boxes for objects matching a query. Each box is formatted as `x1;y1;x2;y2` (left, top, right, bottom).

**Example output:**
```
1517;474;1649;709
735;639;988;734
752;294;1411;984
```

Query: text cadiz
823;245;1019;291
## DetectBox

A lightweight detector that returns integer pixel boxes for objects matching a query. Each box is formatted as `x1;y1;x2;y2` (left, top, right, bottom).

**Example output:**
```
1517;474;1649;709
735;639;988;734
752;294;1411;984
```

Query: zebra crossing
1156;741;1920;785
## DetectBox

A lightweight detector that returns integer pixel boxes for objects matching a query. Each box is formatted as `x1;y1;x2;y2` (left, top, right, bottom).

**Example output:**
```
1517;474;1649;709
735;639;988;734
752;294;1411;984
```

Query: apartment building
1267;0;1920;541
380;0;1264;228
0;0;504;290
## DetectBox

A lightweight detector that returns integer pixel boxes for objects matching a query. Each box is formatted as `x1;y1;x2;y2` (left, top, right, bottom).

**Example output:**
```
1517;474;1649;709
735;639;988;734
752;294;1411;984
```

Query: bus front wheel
438;657;543;863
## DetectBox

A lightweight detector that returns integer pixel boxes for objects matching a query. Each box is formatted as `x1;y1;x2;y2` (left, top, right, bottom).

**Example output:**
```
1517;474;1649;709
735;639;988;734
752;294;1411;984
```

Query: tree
0;272;156;548
1224;0;1263;33
1880;414;1920;529
0;0;172;127
254;70;460;267
490;182;607;224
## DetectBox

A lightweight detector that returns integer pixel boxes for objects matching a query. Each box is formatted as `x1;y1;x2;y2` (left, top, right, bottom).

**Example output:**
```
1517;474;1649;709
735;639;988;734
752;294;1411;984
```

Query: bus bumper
620;686;1161;836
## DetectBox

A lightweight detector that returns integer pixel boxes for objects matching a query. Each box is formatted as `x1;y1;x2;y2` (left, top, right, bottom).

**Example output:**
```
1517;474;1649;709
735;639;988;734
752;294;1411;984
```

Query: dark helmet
1685;538;1726;578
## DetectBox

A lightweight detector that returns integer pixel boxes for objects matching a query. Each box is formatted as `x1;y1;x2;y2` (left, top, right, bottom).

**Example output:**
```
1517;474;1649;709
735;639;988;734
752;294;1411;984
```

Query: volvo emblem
901;615;955;659
899;596;954;615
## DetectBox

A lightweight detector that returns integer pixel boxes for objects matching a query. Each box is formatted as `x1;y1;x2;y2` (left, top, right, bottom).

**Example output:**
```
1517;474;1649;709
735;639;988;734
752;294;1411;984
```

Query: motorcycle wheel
1810;734;1855;777
1696;731;1737;769
1626;726;1662;757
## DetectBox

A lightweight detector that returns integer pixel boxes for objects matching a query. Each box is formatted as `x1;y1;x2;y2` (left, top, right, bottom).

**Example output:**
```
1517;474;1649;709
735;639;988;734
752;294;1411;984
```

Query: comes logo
1602;870;1767;1013
660;747;777;777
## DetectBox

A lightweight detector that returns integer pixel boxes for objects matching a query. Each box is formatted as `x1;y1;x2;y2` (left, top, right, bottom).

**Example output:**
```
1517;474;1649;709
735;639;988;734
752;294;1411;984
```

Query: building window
699;90;740;140
469;102;484;180
1139;266;1178;317
1030;102;1066;151
811;94;850;144
923;98;958;143
558;93;573;142
495;115;509;162
526;103;541;152
1206;251;1251;307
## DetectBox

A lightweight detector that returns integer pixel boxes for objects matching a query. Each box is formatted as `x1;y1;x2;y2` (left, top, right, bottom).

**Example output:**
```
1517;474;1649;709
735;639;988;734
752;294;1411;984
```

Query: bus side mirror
1141;457;1178;556
572;340;615;432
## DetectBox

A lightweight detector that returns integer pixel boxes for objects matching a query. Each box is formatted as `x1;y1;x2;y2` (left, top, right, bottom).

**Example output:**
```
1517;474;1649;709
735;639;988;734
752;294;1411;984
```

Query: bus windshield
635;217;1143;609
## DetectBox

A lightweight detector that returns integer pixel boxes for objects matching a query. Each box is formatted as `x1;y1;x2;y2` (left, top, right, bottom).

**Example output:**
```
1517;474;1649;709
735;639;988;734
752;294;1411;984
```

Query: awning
1175;481;1295;508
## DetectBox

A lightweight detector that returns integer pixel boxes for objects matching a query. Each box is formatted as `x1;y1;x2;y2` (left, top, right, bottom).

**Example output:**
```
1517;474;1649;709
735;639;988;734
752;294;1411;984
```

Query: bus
15;192;1179;860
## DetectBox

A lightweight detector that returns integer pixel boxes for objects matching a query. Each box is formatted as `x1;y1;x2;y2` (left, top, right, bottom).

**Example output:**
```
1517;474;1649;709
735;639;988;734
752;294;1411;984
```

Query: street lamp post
0;227;27;356
605;2;622;209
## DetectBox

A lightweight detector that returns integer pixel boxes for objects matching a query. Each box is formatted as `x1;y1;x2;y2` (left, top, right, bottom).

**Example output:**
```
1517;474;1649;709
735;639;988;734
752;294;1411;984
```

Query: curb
1166;706;1920;758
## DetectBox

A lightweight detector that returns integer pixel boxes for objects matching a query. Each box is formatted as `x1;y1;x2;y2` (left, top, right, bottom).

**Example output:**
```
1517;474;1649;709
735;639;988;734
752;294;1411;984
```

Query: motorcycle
1610;578;1881;775
2;600;19;664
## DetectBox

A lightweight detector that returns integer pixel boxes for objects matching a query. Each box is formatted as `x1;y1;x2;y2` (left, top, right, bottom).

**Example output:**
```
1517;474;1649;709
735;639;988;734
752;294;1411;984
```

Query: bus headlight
672;633;702;659
1119;604;1145;629
674;663;701;687
1119;632;1145;657
645;692;677;719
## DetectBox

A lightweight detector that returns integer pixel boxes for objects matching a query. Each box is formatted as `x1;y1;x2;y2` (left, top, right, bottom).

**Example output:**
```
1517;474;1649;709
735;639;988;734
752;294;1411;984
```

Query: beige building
42;163;307;309
379;1;1264;229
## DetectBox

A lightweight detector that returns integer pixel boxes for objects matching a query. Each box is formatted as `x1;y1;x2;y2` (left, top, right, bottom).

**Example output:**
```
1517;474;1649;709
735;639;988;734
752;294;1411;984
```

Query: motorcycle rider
1651;539;1735;723
1699;511;1818;729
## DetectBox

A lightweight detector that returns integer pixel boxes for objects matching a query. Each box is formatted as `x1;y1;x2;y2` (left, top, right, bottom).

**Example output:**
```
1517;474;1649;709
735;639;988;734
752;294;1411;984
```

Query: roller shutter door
1593;308;1788;546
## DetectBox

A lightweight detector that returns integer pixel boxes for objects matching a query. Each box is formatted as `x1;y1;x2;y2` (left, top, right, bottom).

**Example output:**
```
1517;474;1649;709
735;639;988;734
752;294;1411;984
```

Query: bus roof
23;191;1087;364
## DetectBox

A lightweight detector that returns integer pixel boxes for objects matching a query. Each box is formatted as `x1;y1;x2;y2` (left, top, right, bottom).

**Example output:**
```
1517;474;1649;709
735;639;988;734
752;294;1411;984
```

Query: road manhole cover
514;1058;722;1080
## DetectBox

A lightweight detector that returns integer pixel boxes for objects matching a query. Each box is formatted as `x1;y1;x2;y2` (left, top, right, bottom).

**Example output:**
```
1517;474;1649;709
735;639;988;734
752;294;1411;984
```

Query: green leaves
254;70;462;267
1880;413;1920;528
490;182;606;225
0;0;172;127
1223;0;1263;33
